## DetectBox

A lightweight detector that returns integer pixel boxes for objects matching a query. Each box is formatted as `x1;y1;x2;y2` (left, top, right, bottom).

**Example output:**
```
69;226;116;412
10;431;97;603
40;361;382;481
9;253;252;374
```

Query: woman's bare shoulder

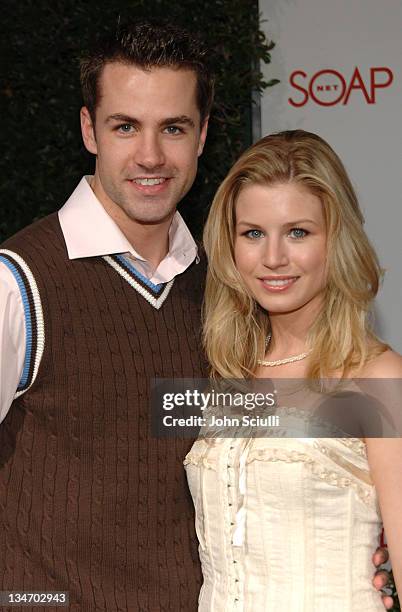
361;348;402;378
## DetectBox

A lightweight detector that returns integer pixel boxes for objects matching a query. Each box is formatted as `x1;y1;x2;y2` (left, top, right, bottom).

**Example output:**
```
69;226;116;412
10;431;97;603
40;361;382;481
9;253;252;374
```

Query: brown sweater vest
0;213;206;611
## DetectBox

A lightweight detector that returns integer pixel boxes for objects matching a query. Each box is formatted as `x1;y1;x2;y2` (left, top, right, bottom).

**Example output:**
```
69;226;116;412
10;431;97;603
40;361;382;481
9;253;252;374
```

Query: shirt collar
58;176;198;284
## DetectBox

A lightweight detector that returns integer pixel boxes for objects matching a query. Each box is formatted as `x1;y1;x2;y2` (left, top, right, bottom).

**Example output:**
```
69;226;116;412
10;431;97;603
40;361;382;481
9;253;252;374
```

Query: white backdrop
258;0;402;352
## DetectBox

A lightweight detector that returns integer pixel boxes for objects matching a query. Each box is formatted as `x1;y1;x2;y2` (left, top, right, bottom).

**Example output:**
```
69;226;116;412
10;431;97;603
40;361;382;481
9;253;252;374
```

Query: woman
184;130;402;611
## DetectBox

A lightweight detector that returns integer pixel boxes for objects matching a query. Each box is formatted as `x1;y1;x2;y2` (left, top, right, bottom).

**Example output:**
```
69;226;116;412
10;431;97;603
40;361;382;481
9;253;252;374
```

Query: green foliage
0;0;276;240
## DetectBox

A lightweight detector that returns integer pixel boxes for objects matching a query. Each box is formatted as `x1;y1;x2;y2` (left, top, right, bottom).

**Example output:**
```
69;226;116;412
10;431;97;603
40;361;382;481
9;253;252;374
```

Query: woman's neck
267;301;321;359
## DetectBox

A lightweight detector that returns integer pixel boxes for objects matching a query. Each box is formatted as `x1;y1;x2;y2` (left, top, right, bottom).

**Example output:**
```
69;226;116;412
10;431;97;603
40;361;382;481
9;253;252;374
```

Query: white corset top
185;436;383;612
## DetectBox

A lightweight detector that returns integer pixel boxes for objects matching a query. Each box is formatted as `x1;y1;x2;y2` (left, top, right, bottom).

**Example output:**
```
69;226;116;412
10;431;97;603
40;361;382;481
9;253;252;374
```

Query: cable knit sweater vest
0;213;206;611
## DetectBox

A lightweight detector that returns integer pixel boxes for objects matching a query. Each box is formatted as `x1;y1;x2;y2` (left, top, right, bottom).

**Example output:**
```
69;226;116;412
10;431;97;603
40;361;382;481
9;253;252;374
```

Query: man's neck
90;177;173;269
122;220;171;270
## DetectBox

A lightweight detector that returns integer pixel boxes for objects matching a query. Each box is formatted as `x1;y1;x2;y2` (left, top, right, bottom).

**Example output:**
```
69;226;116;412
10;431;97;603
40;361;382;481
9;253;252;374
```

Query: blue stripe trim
115;255;165;293
0;255;33;389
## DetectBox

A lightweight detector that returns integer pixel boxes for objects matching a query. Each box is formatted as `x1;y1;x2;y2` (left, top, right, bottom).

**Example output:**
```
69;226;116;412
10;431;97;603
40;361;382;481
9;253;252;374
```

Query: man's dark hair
80;20;214;125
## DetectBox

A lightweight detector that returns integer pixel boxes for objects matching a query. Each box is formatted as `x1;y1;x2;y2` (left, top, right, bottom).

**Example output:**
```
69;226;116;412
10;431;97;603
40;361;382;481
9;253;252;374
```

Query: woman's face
234;182;327;317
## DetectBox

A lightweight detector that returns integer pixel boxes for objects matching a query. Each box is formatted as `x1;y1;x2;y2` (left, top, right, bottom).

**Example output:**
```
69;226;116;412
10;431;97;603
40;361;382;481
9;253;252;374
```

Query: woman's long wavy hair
203;130;387;379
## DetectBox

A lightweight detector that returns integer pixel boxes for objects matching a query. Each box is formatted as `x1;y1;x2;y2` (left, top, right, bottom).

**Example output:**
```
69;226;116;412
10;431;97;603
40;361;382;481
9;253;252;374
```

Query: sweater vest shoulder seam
0;249;45;397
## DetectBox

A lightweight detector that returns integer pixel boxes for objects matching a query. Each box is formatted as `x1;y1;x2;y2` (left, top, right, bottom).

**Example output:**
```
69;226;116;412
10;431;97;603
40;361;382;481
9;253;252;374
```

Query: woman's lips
258;276;299;292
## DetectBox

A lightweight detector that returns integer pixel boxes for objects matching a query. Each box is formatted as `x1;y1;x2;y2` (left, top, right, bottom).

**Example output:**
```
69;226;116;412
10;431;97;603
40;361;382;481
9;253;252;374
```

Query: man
0;20;393;611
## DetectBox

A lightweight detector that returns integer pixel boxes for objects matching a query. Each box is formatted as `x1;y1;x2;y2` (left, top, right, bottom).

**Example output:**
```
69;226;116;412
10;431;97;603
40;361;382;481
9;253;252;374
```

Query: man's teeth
133;178;166;186
264;278;297;286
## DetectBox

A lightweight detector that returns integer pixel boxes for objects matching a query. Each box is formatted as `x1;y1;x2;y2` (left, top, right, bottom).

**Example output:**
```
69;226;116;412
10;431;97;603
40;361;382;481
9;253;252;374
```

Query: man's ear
80;107;97;155
198;116;209;157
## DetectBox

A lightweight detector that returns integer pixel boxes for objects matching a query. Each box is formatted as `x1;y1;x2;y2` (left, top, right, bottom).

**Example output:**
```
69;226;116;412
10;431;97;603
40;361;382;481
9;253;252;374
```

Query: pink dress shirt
0;176;199;421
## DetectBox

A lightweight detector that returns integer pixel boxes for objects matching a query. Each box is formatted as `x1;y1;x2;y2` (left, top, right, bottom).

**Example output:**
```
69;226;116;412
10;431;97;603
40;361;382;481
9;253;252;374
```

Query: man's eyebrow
104;114;196;128
160;116;195;128
106;114;139;124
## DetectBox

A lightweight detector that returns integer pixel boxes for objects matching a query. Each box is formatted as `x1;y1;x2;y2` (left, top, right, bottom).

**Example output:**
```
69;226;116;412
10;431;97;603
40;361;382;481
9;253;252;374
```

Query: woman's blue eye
289;227;308;239
245;229;263;239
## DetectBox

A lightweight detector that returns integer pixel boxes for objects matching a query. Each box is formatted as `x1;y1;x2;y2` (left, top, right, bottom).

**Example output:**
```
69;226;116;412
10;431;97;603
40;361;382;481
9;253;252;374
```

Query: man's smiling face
81;62;208;226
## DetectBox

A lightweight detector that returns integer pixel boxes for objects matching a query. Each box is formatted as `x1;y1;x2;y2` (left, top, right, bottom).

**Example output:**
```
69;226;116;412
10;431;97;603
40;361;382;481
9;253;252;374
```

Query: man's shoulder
1;212;63;254
173;243;207;305
0;212;67;285
187;242;207;279
196;242;207;270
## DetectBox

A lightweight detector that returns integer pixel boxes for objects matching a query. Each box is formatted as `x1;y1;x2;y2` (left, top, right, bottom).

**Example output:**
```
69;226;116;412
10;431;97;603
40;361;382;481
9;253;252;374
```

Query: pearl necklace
257;333;312;367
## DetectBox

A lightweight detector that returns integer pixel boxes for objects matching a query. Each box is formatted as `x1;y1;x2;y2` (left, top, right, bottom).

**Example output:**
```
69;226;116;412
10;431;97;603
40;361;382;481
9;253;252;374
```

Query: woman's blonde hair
203;129;387;379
